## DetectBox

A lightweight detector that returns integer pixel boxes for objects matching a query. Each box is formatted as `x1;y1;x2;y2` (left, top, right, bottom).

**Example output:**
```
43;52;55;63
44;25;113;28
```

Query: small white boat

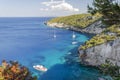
33;65;47;72
72;34;76;38
66;28;69;30
72;31;76;39
53;29;56;38
72;41;78;45
53;34;56;38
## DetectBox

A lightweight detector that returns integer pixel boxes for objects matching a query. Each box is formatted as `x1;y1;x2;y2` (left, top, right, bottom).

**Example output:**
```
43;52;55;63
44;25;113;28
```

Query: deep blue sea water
0;17;103;80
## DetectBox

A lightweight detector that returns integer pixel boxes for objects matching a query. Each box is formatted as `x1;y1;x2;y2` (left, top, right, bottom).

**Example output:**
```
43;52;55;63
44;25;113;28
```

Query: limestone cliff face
79;38;120;66
47;19;120;67
46;20;105;34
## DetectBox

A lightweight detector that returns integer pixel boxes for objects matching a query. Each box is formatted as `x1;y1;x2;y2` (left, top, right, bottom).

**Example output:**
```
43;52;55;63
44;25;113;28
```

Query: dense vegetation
99;61;120;80
88;0;120;25
0;60;37;80
48;13;102;28
80;33;116;50
84;0;120;79
80;24;120;50
105;24;120;36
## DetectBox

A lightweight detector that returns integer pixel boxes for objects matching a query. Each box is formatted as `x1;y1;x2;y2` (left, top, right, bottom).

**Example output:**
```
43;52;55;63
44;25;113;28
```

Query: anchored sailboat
72;31;76;39
72;31;78;45
53;29;56;38
54;33;56;38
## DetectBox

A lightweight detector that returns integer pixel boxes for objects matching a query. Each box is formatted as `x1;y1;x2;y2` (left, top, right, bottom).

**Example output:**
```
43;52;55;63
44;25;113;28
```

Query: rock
79;38;120;66
46;20;105;34
46;22;69;28
46;19;120;67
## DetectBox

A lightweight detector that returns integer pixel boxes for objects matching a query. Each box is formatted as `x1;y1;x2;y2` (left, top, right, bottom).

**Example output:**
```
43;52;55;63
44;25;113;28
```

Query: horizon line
0;13;88;18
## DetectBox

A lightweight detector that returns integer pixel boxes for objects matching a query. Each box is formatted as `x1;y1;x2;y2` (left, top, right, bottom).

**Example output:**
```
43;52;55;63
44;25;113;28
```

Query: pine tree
88;0;120;26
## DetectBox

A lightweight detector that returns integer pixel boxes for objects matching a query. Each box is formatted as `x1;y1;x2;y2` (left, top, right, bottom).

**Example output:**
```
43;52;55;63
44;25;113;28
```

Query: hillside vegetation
80;33;116;50
48;13;102;28
105;25;120;36
80;0;120;50
80;24;120;50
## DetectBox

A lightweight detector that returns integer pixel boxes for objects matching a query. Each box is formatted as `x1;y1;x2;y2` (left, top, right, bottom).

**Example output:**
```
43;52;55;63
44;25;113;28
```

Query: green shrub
105;25;120;34
49;13;102;28
99;62;120;80
80;34;116;50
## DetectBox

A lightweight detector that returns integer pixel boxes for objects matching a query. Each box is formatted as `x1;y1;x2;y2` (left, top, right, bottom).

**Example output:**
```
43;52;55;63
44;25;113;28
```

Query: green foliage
80;33;116;50
105;24;120;36
80;25;120;50
88;0;120;25
99;62;120;80
48;13;102;28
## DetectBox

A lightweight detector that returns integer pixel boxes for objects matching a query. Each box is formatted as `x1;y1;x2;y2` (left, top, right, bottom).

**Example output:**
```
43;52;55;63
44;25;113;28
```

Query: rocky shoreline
47;21;120;68
79;37;120;66
46;20;120;80
46;20;105;35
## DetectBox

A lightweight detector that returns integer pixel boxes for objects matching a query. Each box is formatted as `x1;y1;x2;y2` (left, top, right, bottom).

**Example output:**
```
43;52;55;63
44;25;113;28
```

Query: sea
0;17;104;80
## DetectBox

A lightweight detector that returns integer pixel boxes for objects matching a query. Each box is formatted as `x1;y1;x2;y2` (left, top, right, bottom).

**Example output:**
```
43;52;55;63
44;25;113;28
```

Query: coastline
46;20;112;80
46;19;105;35
46;17;120;79
46;19;120;66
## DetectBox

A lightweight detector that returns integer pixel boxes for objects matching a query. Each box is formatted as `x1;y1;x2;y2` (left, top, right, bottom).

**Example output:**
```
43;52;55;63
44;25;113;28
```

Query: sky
0;0;93;17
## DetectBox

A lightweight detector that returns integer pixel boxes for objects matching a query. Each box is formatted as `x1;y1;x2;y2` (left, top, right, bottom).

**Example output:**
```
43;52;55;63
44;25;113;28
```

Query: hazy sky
0;0;93;17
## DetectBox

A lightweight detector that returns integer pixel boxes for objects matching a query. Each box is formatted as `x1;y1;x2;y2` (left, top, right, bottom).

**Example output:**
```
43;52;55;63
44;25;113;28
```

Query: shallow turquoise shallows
0;17;102;80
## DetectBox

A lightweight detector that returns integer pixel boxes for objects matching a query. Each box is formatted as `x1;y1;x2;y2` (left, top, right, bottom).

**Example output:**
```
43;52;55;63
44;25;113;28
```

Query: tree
88;0;120;25
0;60;37;80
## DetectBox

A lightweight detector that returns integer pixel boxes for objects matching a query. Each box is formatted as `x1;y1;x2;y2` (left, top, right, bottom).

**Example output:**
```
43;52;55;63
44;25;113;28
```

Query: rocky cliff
46;20;105;34
79;37;120;66
47;17;120;68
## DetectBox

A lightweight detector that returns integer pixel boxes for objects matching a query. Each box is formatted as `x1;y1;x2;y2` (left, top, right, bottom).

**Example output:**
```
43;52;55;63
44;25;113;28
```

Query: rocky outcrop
46;20;105;34
46;22;69;28
47;18;120;67
79;38;120;66
70;20;105;34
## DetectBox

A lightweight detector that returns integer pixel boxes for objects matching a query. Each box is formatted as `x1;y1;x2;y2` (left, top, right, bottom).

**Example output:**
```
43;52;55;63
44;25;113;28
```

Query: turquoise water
0;17;102;80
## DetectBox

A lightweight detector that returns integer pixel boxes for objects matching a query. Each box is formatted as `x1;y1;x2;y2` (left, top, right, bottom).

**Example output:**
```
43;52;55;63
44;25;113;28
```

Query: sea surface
0;17;103;80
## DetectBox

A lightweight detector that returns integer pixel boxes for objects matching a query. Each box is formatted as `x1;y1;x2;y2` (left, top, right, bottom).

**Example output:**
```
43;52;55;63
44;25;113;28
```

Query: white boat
72;41;78;45
72;31;76;39
66;28;69;30
53;34;56;38
33;65;47;72
53;29;56;38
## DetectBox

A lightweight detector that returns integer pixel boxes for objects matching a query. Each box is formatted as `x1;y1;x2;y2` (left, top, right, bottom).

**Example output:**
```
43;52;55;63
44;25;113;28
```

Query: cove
0;17;102;80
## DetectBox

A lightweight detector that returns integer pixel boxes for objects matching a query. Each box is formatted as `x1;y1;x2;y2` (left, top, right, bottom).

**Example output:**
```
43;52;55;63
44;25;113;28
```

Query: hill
48;13;102;28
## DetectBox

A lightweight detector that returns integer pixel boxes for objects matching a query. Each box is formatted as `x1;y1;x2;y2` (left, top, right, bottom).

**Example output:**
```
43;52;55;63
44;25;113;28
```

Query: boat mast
72;31;76;39
53;28;56;38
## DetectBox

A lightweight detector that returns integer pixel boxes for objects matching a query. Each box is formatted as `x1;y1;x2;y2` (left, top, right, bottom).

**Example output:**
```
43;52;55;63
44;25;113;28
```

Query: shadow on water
39;33;102;80
39;47;102;80
39;63;102;80
0;17;109;80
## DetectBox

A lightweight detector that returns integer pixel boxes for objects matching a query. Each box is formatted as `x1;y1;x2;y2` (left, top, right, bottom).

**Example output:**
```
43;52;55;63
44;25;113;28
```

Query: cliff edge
79;38;120;66
47;13;120;67
79;24;120;66
46;13;104;34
